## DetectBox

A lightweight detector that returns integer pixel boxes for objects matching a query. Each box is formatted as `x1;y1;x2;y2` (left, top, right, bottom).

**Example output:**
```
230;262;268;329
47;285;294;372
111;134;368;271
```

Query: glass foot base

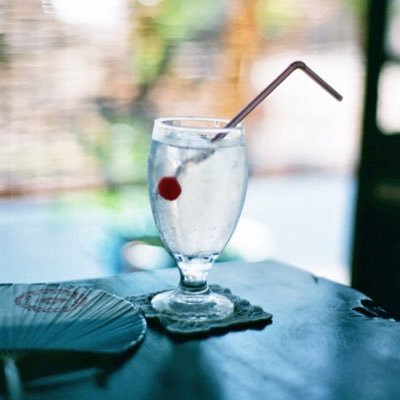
151;287;234;322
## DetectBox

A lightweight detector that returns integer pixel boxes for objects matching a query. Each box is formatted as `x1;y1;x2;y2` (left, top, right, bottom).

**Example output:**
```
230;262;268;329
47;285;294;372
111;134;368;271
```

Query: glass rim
154;116;243;134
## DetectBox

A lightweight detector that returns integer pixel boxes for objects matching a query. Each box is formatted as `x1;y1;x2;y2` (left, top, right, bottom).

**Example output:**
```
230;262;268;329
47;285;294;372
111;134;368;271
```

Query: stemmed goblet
148;117;248;322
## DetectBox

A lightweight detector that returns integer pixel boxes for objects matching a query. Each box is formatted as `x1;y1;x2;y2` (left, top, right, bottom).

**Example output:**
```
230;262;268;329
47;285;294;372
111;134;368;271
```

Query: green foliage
154;0;223;40
133;0;223;85
76;117;151;188
86;0;225;189
255;0;298;38
0;34;9;65
345;0;368;17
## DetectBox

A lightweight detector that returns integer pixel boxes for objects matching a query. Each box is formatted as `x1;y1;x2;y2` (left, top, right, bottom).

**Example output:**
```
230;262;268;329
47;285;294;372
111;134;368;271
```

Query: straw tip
335;93;344;102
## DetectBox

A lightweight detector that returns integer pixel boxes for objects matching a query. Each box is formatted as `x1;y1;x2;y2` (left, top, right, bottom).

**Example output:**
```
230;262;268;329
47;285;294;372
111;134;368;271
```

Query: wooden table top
18;260;400;400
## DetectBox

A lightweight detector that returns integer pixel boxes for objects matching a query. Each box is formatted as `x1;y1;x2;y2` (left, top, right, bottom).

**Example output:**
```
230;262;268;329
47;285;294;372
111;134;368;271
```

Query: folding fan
0;283;146;400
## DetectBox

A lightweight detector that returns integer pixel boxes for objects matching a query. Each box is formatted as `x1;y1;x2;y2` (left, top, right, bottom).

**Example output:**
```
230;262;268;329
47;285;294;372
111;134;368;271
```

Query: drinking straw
212;60;342;142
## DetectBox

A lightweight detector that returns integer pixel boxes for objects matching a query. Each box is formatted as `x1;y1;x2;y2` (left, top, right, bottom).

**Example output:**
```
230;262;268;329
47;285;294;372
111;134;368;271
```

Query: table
19;260;400;400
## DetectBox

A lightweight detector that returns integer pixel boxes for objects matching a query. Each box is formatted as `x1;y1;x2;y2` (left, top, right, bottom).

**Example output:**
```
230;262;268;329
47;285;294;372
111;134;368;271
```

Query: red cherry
157;177;182;201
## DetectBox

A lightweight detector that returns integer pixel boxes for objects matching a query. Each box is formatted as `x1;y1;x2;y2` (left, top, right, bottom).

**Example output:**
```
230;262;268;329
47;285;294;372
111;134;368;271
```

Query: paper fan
0;283;146;400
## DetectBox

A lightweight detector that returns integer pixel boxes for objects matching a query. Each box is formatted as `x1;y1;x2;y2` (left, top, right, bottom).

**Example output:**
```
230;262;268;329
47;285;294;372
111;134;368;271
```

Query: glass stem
175;254;217;295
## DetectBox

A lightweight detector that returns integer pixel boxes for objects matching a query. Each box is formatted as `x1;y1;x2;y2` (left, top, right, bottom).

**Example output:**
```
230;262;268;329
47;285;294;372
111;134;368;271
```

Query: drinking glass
148;117;248;322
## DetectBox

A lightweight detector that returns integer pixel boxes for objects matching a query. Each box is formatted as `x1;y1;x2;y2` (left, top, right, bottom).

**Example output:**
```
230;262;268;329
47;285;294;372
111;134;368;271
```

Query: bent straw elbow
221;60;343;135
289;60;307;70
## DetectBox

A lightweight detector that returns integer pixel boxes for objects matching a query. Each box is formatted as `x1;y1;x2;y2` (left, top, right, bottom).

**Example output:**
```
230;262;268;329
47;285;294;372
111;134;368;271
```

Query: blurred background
0;0;385;283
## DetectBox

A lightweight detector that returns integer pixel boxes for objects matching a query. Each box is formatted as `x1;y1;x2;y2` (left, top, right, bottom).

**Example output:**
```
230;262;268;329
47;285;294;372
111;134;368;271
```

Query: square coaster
126;285;272;336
